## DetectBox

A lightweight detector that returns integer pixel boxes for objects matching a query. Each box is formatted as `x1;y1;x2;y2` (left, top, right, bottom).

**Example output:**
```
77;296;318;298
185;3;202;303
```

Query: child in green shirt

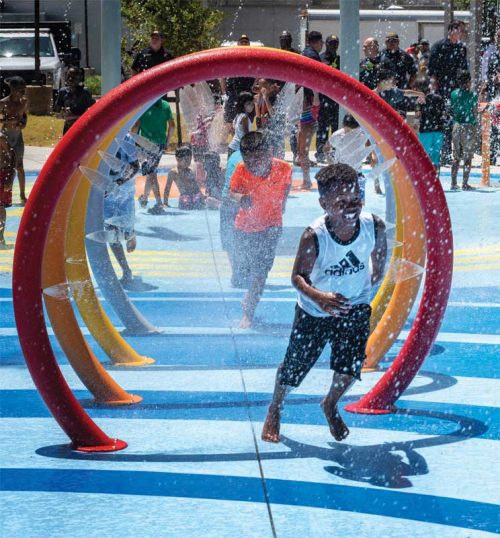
136;99;175;213
450;70;478;191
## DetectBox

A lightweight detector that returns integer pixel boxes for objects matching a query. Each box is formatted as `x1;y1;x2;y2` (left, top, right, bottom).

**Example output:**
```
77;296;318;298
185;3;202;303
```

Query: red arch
12;47;452;450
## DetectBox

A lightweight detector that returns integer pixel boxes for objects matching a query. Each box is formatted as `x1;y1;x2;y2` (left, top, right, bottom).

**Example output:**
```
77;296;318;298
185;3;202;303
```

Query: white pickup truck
0;28;63;90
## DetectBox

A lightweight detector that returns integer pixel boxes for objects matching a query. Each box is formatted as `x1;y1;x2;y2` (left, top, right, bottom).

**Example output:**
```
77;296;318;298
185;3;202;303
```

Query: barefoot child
0;131;16;249
0;76;29;204
262;164;387;443
229;131;292;328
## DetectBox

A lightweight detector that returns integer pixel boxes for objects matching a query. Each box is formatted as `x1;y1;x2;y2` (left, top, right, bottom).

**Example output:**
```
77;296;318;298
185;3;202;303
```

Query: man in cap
279;31;298;54
131;31;175;75
316;34;340;162
380;32;417;89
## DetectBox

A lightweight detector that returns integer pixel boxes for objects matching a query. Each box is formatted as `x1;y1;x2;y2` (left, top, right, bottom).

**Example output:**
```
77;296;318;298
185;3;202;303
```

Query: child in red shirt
229;131;292;328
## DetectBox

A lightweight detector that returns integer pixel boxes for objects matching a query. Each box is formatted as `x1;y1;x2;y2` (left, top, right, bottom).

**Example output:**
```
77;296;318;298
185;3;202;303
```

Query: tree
121;0;224;58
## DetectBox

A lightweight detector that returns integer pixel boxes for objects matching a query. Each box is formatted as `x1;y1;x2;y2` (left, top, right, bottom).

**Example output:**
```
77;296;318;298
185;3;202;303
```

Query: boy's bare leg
17;166;27;202
0;206;6;244
262;365;292;443
450;159;460;189
109;241;132;280
298;124;313;189
321;372;355;441
240;274;266;328
147;173;162;205
462;158;473;189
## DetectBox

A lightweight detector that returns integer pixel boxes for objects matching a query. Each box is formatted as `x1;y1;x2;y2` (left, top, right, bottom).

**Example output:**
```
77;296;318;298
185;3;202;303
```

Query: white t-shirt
297;212;376;317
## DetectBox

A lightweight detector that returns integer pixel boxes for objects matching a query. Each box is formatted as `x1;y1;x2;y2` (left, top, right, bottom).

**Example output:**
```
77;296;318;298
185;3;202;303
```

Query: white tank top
229;113;249;150
297;212;376;317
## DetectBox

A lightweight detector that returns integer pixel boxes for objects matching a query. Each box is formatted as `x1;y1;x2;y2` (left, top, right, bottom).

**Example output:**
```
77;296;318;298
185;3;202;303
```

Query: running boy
450;70;478;190
229;131;292;328
0;131;15;249
104;133;140;289
0;76;29;204
164;146;204;210
262;164;387;443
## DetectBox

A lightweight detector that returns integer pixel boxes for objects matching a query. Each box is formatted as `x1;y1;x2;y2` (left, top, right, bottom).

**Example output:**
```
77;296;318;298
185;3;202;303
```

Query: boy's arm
292;229;350;316
371;215;387;285
166;119;175;145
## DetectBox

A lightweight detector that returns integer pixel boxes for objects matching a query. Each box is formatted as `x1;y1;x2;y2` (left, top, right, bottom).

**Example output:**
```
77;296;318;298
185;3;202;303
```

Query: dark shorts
278;304;372;387
233;226;281;285
4;130;24;167
0;169;14;207
141;144;165;175
219;198;239;252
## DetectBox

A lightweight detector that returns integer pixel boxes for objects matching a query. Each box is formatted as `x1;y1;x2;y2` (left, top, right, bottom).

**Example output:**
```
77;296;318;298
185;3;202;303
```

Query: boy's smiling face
320;184;362;228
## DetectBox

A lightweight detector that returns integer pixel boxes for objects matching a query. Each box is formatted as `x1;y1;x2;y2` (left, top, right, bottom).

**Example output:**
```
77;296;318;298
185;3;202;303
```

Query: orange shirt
230;159;292;232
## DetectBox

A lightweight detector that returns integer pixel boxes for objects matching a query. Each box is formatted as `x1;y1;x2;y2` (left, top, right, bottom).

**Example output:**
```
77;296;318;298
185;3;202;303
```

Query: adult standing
316;34;340;163
279;30;299;54
428;20;468;163
481;29;500;165
298;31;324;189
279;30;300;162
380;32;417;89
131;31;175;75
220;35;255;127
359;37;381;90
428;20;468;99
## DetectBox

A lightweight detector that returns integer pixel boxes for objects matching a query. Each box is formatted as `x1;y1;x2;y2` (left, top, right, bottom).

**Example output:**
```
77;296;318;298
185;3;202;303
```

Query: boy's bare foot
239;314;253;329
321;401;350;441
261;408;281;443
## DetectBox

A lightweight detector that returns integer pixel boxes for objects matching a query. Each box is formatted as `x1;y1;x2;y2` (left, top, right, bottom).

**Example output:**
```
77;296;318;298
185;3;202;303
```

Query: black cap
419;38;429;45
238;34;250;43
386;32;399;40
326;34;339;44
151;30;163;38
280;30;292;38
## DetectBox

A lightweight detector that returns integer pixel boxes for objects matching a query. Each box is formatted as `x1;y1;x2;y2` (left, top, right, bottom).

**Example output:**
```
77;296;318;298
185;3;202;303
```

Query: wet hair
203;151;220;168
457;69;471;87
316;164;359;198
342;114;359;129
448;20;465;33
415;75;430;94
240;131;269;157
5;76;26;89
175;145;192;158
307;31;323;44
235;91;254;114
376;68;396;84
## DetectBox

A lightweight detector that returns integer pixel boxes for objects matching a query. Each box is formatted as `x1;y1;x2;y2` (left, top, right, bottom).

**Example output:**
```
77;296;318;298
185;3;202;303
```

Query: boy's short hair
415;75;430;94
5;76;26;89
376;68;395;84
240;131;269;157
448;20;465;33
316;164;359;198
457;69;471;87
342;114;359;129
307;31;323;44
175;146;192;158
203;151;220;167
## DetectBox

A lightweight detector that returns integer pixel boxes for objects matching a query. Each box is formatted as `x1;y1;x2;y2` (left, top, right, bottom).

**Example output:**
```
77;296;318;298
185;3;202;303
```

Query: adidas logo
325;250;365;276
